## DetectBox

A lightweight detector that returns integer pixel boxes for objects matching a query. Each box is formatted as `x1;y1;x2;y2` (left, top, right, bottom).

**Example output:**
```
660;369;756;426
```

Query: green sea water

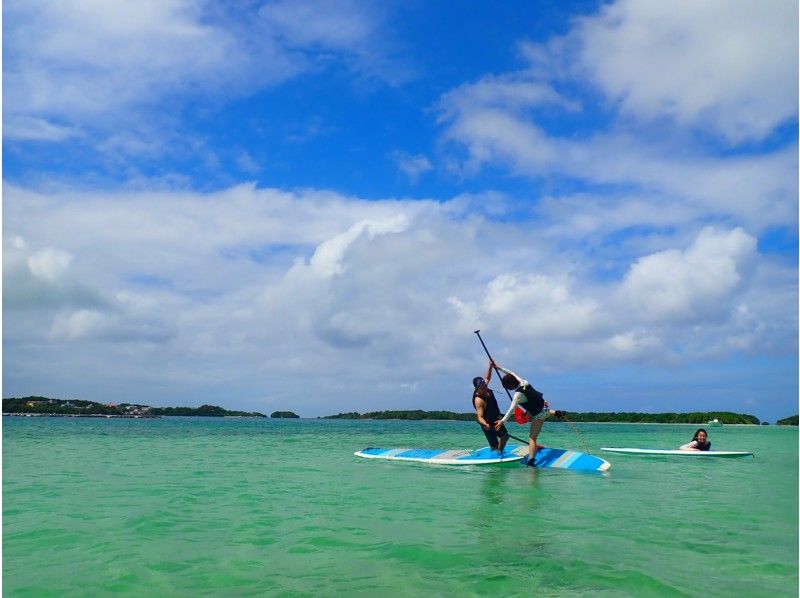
3;417;797;597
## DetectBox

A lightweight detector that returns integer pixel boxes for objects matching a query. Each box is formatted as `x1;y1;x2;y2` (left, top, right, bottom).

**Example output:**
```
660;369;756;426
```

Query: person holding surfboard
472;359;509;453
492;362;565;466
680;429;711;451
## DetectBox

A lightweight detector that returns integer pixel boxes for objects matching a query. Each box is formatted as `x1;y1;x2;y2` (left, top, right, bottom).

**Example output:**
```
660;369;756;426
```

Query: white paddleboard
601;447;753;458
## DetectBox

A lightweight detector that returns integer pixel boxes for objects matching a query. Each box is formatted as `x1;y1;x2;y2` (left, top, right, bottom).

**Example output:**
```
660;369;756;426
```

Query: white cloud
393;152;433;183
3;235;103;311
607;329;662;357
620;227;756;323
5;0;272;121
27;248;73;282
444;226;771;369
49;300;176;343
306;216;410;277
259;0;411;85
573;0;798;143
481;274;599;339
2;184;794;414
259;0;374;50
439;77;797;234
441;107;560;176
439;75;579;118
50;309;109;340
3;0;400;143
3;116;82;142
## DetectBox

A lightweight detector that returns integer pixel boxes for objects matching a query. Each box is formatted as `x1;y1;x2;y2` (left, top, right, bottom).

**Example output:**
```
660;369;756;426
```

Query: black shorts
479;423;508;449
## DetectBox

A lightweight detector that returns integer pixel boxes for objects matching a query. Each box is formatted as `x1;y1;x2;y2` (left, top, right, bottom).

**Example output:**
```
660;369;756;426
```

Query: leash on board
473;329;591;455
560;414;591;454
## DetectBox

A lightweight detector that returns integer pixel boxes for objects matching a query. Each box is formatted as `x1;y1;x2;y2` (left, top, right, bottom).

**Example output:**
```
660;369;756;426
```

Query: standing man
472;359;509;453
493;362;565;466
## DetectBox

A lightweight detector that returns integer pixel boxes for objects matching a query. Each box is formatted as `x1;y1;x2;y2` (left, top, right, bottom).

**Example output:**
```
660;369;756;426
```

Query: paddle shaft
474;330;526;444
473;330;514;402
473;330;591;453
506;432;531;445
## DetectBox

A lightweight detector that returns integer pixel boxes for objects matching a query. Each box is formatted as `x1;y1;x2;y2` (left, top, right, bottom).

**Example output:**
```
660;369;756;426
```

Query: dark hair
692;428;708;441
501;373;519;390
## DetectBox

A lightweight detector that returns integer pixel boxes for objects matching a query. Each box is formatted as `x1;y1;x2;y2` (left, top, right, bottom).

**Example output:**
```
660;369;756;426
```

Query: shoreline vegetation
2;397;266;418
322;410;797;426
3;398;797;425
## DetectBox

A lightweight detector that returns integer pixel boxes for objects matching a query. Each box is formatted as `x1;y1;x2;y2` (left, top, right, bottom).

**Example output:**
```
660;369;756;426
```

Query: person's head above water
693;429;708;442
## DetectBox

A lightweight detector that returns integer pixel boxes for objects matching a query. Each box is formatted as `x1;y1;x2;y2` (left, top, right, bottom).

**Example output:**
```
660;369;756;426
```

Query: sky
3;0;798;422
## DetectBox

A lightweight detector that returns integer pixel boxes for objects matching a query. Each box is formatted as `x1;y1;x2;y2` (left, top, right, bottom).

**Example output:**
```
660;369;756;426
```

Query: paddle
473;329;591;453
474;330;513;401
473;329;530;445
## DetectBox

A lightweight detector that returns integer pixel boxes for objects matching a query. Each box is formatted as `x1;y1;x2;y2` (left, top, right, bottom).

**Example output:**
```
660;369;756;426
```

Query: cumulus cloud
3;183;795;412
445;226;771;369
26;247;73;282
50;299;175;343
306;215;410;277
620;227;757;323
606;329;663;358
3;235;103;311
481;274;599;339
573;0;798;143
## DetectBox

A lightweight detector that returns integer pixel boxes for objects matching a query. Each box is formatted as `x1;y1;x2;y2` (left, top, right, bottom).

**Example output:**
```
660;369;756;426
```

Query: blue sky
3;0;798;422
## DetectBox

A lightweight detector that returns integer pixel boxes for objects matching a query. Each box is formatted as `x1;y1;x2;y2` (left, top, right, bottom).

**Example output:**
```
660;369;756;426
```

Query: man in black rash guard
471;359;509;453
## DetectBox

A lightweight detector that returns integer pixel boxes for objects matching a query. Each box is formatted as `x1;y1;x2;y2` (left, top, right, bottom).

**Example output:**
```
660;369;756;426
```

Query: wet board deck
601;447;754;458
355;444;611;471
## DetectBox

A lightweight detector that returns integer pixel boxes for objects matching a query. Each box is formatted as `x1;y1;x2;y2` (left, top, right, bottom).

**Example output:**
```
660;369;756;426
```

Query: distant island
2;397;266;418
554;411;761;425
270;411;299;418
6;398;793;425
323;410;474;421
322;410;768;424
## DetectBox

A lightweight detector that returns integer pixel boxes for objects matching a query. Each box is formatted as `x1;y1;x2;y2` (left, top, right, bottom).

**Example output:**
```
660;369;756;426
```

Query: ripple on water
3;419;797;596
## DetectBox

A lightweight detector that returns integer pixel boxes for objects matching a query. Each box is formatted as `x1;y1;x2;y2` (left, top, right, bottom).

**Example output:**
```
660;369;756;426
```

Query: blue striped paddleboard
355;444;610;471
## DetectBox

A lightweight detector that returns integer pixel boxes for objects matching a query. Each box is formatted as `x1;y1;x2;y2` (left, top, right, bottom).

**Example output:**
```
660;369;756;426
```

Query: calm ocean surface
3;417;797;597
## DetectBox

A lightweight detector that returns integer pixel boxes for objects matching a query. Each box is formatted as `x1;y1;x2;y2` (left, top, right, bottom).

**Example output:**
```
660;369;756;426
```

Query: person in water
493;362;565;466
680;428;711;451
472;359;509;453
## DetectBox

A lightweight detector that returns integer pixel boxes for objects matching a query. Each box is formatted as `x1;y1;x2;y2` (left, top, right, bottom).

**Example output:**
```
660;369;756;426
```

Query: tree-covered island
270;411;299;418
322;410;764;424
3;397;266;418
6;398;787;425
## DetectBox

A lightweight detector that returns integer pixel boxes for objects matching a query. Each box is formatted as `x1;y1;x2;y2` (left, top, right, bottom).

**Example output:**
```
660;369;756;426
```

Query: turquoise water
3;418;797;597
